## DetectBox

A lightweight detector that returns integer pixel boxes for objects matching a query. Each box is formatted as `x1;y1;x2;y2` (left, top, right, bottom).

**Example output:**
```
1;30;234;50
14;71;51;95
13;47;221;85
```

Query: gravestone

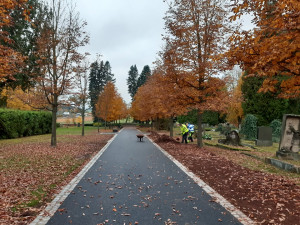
218;130;241;146
256;126;273;146
276;114;300;161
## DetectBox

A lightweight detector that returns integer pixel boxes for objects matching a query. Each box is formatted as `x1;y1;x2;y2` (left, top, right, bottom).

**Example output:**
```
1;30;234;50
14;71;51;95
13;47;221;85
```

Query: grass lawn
0;126;113;224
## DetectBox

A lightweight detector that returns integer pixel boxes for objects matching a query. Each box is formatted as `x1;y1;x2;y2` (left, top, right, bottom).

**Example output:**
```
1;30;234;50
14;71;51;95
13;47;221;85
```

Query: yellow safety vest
181;124;189;134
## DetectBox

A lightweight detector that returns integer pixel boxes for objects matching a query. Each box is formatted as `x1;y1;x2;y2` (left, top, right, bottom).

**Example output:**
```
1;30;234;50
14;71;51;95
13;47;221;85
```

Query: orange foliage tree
0;86;47;110
226;76;244;128
95;82;127;128
131;65;188;137
162;0;232;147
0;0;27;85
227;0;300;98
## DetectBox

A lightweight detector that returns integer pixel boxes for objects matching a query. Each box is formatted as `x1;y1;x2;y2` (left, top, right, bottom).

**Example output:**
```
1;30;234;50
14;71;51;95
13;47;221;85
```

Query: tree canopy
227;0;300;98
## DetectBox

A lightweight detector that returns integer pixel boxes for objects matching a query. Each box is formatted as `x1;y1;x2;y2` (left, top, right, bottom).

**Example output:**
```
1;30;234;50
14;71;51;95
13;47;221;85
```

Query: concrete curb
147;135;256;225
265;157;300;174
30;132;119;225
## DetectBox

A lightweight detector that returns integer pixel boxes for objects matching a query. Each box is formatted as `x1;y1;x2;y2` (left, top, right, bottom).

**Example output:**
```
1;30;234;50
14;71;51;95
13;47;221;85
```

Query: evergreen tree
137;65;151;88
89;61;101;119
89;60;115;120
241;74;291;125
103;61;116;83
127;65;139;100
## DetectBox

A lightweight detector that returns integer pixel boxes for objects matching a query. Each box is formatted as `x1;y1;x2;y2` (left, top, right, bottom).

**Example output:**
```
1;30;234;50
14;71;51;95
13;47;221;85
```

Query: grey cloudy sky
74;0;254;104
75;0;168;104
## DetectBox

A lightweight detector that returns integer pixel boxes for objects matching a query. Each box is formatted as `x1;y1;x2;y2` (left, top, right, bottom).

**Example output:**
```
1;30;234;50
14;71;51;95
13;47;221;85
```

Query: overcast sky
74;0;254;105
75;0;168;104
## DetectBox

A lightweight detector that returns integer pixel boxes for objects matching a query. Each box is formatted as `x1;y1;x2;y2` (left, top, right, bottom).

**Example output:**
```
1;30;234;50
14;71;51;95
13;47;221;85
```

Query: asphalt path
46;128;243;225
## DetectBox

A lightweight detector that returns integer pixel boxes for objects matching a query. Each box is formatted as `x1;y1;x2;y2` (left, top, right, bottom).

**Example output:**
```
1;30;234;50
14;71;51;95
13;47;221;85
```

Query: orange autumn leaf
226;0;300;98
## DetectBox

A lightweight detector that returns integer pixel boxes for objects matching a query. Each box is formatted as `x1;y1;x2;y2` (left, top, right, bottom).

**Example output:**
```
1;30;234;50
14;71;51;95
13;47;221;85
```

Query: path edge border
147;135;256;225
30;133;119;225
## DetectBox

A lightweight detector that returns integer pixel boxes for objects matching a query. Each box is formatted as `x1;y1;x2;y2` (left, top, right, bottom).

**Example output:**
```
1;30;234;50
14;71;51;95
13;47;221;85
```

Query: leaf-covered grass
148;128;300;180
0;127;113;224
149;132;300;225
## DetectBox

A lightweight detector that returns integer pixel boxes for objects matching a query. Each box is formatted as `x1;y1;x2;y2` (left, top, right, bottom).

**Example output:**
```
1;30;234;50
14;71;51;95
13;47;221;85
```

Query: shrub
202;133;212;140
215;124;223;132
270;119;282;143
93;122;103;127
241;114;258;140
0;109;51;139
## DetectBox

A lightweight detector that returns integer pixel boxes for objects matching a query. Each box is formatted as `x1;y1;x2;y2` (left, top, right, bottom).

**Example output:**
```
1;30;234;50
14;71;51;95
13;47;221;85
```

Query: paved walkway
33;128;249;225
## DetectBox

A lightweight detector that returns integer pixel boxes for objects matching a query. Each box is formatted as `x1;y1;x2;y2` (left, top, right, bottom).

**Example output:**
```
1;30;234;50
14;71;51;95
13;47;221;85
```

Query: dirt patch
149;132;300;225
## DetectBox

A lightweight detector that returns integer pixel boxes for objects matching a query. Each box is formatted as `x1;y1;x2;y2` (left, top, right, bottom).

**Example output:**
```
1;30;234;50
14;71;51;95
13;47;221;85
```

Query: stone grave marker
218;130;241;146
276;114;300;160
256;126;273;146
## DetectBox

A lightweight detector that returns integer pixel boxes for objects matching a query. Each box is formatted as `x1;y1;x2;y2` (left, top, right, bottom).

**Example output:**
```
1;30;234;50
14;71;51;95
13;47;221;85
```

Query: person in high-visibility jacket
179;123;189;144
186;123;195;142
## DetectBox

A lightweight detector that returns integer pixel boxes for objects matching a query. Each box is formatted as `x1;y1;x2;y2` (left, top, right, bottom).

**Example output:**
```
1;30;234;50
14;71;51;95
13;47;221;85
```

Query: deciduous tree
227;0;300;98
131;66;187;136
0;0;27;86
96;82;126;128
36;0;89;146
226;75;244;127
1;0;49;91
70;59;90;136
162;0;233;147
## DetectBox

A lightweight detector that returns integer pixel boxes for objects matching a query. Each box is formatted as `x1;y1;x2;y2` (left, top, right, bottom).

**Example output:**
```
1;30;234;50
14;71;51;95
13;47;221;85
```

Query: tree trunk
155;117;159;130
97;117;100;133
169;117;174;137
81;112;85;136
51;102;58;147
197;111;203;148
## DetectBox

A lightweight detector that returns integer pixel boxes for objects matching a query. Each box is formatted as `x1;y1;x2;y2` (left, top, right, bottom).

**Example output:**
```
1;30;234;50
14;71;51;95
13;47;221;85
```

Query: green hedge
270;119;282;143
0;109;52;139
241;114;258;140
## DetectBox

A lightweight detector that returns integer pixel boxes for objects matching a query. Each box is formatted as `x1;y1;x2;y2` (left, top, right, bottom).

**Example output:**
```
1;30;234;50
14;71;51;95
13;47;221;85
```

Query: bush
202;133;212;140
216;123;231;135
215;124;223;132
0;109;52;139
270;119;282;143
93;122;103;127
240;114;258;140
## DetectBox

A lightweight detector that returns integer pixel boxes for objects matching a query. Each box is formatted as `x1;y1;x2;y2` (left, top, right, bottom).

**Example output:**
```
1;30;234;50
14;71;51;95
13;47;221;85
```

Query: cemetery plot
149;132;300;225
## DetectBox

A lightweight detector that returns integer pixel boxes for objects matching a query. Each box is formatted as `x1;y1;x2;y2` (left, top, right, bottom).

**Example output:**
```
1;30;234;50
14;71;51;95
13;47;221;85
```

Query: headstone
276;114;300;161
218;130;241;146
256;126;273;146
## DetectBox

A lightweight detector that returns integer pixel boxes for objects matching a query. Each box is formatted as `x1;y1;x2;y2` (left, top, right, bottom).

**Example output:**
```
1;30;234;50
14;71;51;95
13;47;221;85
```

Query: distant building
63;112;70;116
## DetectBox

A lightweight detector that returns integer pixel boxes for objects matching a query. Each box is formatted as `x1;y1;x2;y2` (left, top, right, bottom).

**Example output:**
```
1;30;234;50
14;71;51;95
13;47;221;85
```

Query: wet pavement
46;128;243;225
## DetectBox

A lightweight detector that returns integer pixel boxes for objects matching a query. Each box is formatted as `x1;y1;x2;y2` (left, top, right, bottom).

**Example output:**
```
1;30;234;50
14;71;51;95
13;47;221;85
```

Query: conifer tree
103;61;116;83
89;60;115;120
127;65;139;100
137;65;151;88
89;61;100;119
